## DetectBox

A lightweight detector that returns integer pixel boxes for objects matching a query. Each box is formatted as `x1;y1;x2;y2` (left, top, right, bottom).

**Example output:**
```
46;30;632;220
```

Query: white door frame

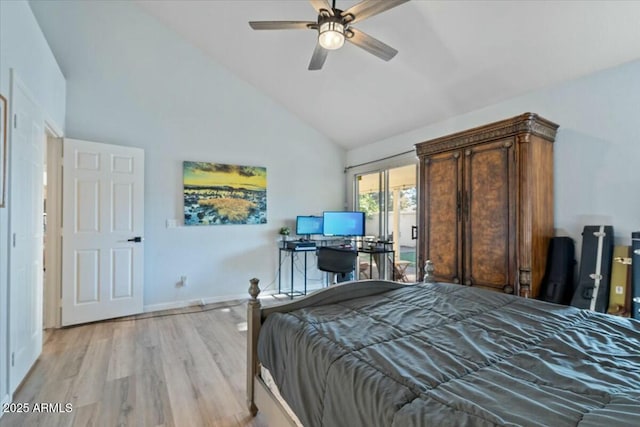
44;134;63;329
7;70;45;393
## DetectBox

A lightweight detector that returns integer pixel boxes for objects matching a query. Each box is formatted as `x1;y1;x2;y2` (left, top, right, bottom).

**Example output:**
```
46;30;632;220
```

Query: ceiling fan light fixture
249;0;409;70
318;20;345;50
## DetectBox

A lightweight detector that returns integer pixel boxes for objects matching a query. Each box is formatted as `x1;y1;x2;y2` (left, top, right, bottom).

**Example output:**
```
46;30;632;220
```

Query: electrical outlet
176;275;187;287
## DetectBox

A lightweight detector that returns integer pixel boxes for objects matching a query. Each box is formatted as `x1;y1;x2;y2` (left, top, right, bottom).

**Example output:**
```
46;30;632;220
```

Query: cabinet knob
453;277;460;284
464;279;471;286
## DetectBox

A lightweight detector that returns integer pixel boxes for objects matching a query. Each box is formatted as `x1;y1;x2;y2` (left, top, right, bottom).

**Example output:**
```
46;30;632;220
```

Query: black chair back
317;247;357;274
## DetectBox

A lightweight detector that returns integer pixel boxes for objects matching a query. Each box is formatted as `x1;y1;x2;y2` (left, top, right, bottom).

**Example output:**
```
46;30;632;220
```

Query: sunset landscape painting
183;161;267;225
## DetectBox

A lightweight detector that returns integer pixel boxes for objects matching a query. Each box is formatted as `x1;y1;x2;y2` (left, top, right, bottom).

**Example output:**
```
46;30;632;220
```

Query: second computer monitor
322;211;365;237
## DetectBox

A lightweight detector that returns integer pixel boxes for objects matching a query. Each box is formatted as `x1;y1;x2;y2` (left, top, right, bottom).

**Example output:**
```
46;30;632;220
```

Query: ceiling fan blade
342;0;409;24
249;21;316;30
309;0;334;16
308;44;329;71
346;27;398;61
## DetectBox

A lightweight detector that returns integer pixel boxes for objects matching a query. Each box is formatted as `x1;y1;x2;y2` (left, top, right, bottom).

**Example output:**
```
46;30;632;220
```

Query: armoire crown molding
415;112;559;157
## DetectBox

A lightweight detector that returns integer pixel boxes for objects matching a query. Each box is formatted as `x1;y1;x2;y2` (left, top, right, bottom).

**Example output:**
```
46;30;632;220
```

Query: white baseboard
143;284;324;313
141;284;327;314
142;291;276;313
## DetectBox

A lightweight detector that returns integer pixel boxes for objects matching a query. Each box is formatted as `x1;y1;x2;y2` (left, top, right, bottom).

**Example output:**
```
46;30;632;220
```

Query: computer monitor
296;215;323;238
322;211;365;237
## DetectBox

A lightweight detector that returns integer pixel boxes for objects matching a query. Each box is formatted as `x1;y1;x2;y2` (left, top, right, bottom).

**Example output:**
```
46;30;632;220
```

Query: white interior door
62;138;144;326
9;77;44;393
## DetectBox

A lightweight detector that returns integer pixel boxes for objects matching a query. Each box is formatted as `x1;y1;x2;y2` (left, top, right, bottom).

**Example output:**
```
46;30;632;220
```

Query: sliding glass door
355;164;417;282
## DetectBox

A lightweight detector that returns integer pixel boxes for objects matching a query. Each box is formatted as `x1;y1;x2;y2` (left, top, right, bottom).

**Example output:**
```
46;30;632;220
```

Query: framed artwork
0;94;7;208
183;161;267;225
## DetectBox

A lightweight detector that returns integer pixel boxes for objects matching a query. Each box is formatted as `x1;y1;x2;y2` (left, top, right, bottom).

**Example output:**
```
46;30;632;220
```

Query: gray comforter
257;282;640;427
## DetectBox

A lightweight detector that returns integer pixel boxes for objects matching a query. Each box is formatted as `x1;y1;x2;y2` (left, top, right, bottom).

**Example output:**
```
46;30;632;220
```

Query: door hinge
13;113;17;129
11;352;15;367
12;233;16;248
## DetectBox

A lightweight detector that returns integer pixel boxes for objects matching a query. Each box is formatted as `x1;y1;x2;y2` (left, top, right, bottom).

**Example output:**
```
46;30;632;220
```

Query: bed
246;278;640;427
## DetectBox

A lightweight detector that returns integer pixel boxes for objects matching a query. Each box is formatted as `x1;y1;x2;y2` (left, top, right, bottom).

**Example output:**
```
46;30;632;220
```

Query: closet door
420;151;463;283
463;139;516;292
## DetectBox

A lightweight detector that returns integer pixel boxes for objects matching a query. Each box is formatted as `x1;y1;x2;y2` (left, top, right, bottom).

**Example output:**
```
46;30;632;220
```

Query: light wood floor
0;302;270;427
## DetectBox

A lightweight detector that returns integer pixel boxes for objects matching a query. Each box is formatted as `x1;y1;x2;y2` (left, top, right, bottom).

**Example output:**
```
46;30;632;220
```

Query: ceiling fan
249;0;409;70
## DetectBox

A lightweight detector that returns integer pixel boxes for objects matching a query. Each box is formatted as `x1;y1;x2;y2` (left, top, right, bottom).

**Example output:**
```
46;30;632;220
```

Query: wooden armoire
415;113;559;298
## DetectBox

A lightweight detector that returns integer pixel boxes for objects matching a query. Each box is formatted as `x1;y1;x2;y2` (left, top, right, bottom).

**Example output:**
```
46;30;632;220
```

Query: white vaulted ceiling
135;0;640;149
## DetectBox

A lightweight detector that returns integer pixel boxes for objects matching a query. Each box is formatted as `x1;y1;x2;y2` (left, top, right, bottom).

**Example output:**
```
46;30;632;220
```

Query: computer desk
278;240;395;298
278;246;314;298
277;239;353;297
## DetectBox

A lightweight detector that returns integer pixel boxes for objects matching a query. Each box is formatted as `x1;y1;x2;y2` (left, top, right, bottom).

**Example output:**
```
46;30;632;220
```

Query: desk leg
278;249;282;294
391;251;395;281
303;251;307;295
290;252;294;300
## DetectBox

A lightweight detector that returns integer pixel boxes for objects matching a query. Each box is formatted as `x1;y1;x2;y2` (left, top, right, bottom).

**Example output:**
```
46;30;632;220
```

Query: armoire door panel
422;151;462;283
464;139;515;291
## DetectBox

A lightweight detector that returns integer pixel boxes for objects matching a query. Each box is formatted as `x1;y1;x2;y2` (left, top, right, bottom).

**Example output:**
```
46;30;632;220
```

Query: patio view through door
355;164;417;282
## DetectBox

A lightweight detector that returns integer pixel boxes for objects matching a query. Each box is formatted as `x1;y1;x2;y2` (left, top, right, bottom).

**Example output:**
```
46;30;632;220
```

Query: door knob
127;236;143;243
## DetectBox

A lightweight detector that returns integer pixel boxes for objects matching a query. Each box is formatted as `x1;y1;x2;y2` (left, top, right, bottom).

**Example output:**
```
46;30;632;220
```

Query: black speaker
539;237;575;305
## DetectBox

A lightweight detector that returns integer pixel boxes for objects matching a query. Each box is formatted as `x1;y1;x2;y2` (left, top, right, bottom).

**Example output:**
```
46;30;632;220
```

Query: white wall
30;0;345;309
348;59;640;260
0;0;66;409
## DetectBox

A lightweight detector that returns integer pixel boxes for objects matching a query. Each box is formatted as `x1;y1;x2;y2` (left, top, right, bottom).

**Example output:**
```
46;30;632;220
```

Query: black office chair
317;246;357;285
